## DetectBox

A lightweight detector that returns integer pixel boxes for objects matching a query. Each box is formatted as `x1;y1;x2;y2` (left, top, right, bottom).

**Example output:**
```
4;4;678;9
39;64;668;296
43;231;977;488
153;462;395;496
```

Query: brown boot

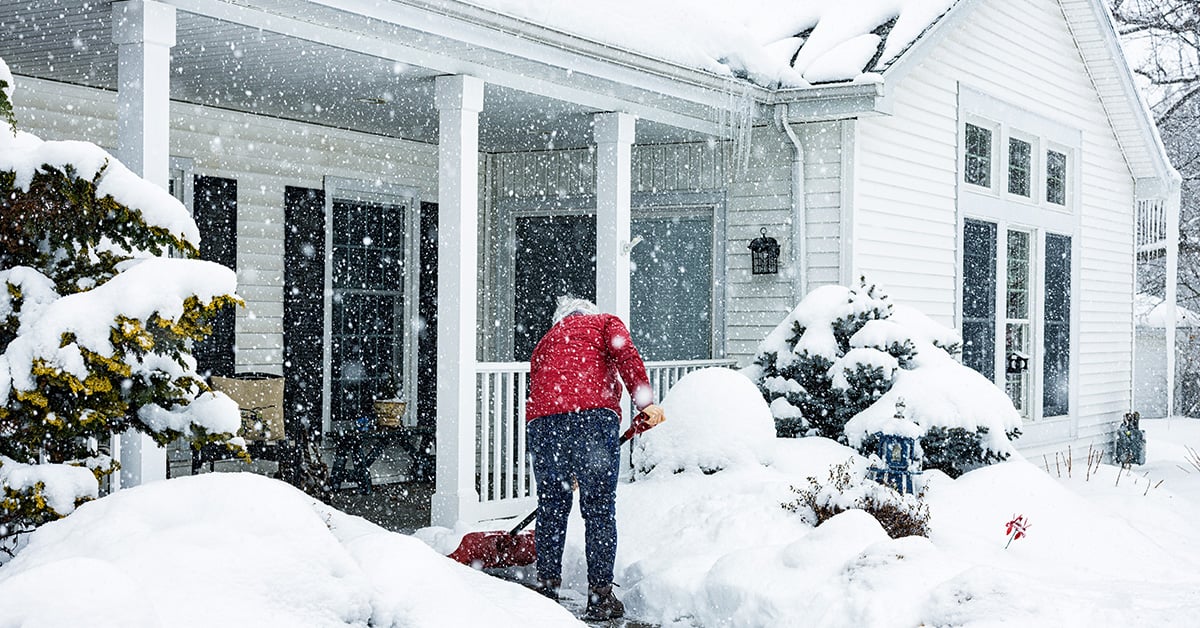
585;584;624;620
530;577;560;601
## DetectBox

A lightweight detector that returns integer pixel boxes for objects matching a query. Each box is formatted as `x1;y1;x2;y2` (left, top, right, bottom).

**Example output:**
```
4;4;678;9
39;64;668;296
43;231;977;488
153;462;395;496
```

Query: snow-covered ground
3;416;1200;627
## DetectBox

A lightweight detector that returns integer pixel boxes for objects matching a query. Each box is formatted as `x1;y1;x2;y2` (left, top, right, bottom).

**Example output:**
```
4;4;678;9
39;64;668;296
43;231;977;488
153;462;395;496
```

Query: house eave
164;0;776;137
771;82;888;122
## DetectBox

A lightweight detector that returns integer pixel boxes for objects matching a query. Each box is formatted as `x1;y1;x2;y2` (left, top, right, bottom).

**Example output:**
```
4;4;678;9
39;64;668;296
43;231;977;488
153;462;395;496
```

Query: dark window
1046;150;1067;206
192;175;237;378
513;210;717;362
330;199;406;424
965;123;993;188
513;215;597;361
283;186;326;442
1008;138;1031;197
1043;233;1071;416
962;219;997;379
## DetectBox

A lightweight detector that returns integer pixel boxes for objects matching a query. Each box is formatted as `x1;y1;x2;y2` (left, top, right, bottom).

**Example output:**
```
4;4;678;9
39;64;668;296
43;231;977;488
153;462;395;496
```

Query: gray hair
552;296;599;324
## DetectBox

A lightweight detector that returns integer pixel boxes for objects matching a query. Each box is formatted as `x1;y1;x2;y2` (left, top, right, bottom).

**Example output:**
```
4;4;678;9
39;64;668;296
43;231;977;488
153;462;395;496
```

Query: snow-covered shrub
745;278;923;439
0;58;244;538
782;458;930;539
633;367;775;477
746;278;1021;477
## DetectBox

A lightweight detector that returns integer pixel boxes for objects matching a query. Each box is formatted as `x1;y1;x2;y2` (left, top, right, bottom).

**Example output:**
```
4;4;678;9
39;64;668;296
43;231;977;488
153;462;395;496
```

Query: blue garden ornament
868;400;923;494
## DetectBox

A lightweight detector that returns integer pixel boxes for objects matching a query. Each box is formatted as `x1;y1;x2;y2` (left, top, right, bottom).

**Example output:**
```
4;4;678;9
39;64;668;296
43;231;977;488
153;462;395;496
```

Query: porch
177;358;735;531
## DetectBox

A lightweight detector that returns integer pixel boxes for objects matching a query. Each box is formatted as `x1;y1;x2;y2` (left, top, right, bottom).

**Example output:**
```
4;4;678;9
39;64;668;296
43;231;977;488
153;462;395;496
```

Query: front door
513;214;596;360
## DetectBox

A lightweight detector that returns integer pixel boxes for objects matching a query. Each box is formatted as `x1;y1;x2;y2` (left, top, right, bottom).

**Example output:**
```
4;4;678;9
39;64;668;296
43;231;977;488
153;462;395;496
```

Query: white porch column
594;112;635;323
431;74;484;527
1166;180;1182;417
112;0;175;186
112;0;175;488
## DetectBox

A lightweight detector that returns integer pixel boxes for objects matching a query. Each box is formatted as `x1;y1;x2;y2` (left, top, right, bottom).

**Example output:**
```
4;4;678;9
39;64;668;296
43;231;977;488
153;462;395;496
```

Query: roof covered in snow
467;0;959;87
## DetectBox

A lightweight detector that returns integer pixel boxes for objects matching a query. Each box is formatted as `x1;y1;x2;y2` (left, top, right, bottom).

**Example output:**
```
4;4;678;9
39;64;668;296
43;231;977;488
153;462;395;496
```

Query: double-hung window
958;87;1079;421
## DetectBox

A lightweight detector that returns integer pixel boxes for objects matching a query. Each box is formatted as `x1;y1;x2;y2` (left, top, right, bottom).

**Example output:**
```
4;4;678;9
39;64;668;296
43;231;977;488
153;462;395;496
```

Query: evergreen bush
0;60;244;541
749;277;913;440
748;277;1020;477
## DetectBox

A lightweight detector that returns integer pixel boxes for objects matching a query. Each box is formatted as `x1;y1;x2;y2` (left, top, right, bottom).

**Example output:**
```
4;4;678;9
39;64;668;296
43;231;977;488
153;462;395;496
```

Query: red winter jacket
526;313;653;421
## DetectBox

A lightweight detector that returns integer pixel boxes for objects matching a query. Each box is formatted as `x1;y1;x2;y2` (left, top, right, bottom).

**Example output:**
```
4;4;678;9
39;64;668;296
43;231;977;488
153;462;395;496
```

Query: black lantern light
748;227;780;275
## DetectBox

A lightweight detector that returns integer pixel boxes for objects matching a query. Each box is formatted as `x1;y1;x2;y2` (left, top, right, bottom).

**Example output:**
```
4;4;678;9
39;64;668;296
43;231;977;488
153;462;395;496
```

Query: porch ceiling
0;0;726;152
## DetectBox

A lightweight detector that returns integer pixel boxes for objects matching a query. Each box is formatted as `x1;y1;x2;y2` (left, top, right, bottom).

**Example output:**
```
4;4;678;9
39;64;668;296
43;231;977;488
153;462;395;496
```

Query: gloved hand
640;404;666;427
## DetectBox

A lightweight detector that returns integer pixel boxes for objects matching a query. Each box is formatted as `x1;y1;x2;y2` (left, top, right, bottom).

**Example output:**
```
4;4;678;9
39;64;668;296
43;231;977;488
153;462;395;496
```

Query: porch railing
1137;198;1168;253
472;358;738;518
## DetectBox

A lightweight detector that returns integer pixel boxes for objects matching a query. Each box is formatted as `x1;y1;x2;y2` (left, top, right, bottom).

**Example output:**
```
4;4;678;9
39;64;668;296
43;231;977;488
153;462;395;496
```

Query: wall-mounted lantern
1006;351;1030;374
748;227;780;275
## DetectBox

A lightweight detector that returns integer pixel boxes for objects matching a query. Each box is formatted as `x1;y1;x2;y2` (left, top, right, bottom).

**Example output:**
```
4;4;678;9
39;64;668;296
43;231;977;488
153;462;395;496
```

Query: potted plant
373;372;407;428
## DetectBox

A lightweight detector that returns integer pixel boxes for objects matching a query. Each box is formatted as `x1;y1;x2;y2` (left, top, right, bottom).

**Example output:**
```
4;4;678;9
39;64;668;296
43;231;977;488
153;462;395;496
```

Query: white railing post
467;359;735;523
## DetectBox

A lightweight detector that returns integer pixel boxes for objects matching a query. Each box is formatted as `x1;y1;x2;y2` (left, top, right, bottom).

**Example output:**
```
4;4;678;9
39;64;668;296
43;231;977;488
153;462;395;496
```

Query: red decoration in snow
1004;514;1031;549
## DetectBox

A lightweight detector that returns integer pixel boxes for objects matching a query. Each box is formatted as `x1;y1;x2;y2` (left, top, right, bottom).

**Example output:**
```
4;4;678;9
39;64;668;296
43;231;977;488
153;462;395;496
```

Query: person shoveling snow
522;296;665;621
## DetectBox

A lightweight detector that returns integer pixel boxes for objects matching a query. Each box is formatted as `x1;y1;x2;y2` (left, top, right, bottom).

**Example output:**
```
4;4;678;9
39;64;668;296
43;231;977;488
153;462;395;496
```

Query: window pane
965;124;992;187
1046;150;1067;206
1043;233;1071;415
962;219;997;379
1008;138;1031;197
630;214;714;361
1006;230;1030;319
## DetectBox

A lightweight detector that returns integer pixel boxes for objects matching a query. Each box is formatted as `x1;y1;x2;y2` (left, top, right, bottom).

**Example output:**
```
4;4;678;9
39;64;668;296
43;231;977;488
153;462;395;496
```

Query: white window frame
962;118;999;192
956;85;1081;424
1044;142;1073;211
321;176;421;433
1004;131;1038;201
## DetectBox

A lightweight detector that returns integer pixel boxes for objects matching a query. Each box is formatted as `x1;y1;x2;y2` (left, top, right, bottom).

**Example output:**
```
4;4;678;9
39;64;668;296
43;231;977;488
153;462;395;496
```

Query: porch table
326;421;435;493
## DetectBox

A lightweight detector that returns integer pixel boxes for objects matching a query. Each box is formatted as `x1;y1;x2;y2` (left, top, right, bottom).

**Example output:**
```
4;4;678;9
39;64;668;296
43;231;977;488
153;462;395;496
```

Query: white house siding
12;76;440;376
725;122;847;363
798;122;849;291
853;0;1136;457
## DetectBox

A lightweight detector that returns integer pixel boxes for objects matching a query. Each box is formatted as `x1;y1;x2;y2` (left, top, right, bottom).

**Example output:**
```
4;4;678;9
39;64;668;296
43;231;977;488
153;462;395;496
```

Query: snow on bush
0;59;243;539
633;367;775;477
782;457;931;539
746;278;1021;477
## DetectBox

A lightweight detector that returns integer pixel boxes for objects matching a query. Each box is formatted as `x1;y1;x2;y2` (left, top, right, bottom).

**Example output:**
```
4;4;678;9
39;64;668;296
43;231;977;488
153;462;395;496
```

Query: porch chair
192;372;297;475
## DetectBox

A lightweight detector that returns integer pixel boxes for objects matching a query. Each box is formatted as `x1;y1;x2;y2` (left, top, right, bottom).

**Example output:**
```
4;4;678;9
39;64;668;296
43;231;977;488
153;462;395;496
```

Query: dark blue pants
527;408;621;587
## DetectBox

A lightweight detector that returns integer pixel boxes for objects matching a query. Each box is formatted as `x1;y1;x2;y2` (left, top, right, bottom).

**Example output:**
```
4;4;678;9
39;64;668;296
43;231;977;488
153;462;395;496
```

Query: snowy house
0;0;1178;526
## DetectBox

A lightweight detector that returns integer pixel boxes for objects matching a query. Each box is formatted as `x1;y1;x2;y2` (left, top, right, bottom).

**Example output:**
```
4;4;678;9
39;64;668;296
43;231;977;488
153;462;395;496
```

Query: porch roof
0;0;1178;181
0;0;770;151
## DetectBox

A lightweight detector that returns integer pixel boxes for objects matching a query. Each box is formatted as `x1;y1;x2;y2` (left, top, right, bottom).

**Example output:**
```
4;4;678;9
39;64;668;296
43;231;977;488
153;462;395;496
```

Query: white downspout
775;104;807;301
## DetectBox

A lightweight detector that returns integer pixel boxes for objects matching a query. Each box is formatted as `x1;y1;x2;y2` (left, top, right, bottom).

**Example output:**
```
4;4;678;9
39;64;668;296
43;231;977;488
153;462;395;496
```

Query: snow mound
0;473;581;628
634;367;775;476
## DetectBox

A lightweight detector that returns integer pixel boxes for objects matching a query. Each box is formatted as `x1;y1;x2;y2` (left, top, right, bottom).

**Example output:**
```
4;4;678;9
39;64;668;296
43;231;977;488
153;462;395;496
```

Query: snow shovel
447;410;657;569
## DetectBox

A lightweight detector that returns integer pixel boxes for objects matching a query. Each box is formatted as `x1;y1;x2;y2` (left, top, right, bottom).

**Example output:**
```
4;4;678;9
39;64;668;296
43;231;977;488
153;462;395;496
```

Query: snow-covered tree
0;57;244;540
746;278;919;439
745;278;1021;477
1111;0;1200;413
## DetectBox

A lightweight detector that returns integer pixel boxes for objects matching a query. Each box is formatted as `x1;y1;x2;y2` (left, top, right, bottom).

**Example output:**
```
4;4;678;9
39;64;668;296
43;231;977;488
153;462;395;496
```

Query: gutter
774;103;807;302
771;82;888;122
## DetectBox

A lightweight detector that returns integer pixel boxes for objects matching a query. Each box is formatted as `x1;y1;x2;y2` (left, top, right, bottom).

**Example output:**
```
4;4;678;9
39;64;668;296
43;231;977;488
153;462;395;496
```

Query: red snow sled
448;411;657;569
